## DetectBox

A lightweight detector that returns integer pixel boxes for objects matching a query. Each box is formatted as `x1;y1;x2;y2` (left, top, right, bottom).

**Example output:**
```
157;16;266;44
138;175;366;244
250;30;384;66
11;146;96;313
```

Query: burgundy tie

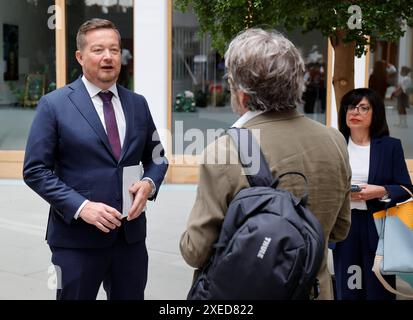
98;91;121;160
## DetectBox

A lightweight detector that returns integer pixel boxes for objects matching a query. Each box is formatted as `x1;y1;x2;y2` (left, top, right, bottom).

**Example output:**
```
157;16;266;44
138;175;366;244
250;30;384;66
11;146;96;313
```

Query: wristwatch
379;192;391;203
142;177;156;198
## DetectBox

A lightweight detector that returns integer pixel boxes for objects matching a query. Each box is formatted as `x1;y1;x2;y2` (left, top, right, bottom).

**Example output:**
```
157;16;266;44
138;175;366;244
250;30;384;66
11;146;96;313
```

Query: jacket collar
243;109;303;128
232;110;264;128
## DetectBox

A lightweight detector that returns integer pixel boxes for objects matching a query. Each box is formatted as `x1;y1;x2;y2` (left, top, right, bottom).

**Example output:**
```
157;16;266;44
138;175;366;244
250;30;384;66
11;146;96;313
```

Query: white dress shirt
348;138;370;210
74;76;154;219
82;76;126;145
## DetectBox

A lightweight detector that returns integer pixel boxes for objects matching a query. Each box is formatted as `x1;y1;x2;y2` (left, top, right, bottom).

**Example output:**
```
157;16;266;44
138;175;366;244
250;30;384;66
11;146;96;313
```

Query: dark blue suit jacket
329;136;412;253
23;78;168;248
366;136;412;213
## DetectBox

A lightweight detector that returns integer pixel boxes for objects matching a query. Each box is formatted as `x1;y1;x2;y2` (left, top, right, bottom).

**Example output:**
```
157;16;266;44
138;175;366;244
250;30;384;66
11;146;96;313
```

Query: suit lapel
368;138;381;184
117;85;134;162
68;78;115;161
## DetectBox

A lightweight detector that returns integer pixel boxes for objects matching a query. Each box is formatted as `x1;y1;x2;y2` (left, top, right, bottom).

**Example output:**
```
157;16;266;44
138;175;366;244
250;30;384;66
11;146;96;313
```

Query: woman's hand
350;184;387;201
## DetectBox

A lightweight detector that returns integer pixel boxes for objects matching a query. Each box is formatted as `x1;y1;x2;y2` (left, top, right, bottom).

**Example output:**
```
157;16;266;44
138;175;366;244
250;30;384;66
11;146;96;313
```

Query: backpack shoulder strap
227;127;273;187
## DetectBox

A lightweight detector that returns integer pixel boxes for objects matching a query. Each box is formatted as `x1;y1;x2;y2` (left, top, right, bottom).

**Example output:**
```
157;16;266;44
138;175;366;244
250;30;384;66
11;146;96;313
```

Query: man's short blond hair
76;18;121;51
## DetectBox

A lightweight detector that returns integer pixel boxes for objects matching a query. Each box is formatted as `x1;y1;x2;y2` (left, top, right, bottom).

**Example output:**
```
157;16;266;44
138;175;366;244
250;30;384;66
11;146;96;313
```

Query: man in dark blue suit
23;19;168;300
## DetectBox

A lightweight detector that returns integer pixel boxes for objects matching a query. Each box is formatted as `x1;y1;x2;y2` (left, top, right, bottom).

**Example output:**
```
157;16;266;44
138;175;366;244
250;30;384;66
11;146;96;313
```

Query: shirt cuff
74;200;89;219
142;177;156;198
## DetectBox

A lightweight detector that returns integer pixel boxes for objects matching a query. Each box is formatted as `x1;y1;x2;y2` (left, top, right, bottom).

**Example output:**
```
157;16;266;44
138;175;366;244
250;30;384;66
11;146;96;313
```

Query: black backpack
187;128;325;300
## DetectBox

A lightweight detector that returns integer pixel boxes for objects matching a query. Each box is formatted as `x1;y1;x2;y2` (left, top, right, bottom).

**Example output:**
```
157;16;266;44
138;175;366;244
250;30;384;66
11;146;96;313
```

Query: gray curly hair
225;28;305;112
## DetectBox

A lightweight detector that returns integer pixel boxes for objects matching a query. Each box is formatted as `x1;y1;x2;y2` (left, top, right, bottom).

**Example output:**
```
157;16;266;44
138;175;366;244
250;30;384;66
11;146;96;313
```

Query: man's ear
75;50;83;66
238;91;250;110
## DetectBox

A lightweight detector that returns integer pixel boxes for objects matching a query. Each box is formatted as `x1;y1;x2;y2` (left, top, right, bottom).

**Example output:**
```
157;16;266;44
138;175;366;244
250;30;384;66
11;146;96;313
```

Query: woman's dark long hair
338;88;389;141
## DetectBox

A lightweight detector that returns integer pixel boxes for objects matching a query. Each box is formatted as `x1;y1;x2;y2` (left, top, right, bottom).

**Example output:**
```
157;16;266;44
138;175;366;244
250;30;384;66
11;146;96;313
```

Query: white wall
355;54;367;89
134;1;169;152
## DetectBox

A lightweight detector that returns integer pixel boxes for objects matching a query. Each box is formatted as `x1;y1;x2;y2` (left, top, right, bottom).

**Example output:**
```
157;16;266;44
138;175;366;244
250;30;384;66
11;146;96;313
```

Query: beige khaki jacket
180;110;351;300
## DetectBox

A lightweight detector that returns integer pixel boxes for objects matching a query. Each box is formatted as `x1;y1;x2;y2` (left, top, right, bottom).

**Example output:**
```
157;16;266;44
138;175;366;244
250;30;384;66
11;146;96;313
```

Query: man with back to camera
23;19;168;300
180;28;352;299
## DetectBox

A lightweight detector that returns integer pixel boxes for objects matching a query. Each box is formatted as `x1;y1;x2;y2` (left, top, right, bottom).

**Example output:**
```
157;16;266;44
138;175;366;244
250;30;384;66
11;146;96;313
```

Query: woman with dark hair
333;88;413;300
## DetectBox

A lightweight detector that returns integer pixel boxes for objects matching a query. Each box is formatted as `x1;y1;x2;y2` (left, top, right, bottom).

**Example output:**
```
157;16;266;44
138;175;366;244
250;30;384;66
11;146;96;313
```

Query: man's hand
128;180;152;221
79;202;122;233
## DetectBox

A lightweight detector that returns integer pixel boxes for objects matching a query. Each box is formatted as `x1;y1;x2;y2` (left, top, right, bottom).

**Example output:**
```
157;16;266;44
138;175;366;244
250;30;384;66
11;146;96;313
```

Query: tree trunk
330;29;356;112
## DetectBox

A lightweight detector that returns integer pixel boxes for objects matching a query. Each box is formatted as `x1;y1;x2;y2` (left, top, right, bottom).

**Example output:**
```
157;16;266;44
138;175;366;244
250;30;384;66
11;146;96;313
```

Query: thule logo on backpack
257;237;272;259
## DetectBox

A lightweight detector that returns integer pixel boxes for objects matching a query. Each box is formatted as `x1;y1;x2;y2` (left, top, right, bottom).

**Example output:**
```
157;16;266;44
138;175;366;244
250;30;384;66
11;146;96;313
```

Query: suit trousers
50;224;148;300
332;209;395;300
